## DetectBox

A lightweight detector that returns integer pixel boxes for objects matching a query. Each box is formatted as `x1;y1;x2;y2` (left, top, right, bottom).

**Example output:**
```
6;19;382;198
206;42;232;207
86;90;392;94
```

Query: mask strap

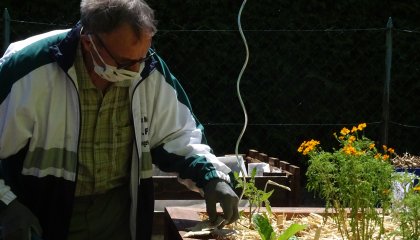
88;34;108;66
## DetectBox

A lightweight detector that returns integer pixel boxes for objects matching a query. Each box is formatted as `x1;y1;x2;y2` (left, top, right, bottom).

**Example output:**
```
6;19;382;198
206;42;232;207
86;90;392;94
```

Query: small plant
234;168;306;239
234;168;274;224
392;172;420;239
252;213;306;240
298;123;396;240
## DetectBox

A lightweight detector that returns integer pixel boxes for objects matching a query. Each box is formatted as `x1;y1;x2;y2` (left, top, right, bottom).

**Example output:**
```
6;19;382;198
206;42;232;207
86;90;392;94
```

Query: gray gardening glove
204;179;239;227
0;199;42;240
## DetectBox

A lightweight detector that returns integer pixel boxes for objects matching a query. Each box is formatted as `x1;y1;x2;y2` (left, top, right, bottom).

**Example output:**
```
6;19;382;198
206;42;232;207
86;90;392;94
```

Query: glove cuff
0;191;17;212
228;171;238;188
0;200;7;212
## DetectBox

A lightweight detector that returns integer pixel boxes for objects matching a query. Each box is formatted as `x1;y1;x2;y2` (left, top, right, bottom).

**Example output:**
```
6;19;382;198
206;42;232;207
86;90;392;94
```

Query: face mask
88;35;141;83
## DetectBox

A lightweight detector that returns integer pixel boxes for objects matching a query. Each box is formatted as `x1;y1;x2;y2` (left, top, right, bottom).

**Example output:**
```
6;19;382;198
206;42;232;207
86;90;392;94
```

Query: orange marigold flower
382;154;389;160
413;185;420;192
388;148;395;154
357;123;367;130
383;145;388;152
340;127;350;136
369;143;375;149
339;136;344;140
297;142;305;153
348;136;356;143
355;150;364;156
343;145;357;155
298;140;320;155
374;153;381;159
351;126;358;133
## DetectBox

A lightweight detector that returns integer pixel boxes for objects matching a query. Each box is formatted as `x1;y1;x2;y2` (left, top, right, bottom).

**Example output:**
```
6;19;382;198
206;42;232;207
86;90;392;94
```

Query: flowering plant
392;171;420;239
298;123;396;240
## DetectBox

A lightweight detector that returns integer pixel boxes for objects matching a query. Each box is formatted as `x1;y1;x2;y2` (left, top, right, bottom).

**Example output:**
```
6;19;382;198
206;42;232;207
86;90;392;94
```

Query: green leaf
251;167;257;178
252;213;275;240
277;223;307;240
270;231;278;240
261;189;274;201
264;200;273;217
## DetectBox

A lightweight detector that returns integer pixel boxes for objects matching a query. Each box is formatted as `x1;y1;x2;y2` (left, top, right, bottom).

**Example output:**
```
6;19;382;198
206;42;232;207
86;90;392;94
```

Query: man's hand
0;199;42;240
204;179;239;227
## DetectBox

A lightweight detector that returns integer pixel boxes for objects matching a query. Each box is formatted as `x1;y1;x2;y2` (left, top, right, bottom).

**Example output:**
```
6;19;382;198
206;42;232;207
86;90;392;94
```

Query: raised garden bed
163;207;401;240
163;207;324;240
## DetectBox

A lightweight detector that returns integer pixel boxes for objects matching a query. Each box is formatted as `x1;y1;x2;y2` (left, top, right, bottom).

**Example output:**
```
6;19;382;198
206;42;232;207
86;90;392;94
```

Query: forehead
100;23;152;58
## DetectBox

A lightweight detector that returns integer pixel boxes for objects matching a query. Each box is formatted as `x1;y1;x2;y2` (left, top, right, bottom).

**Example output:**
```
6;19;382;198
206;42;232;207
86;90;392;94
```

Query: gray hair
80;0;157;38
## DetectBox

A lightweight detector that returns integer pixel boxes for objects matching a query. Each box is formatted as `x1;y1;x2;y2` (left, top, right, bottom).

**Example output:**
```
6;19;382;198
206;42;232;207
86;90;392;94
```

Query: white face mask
88;35;141;83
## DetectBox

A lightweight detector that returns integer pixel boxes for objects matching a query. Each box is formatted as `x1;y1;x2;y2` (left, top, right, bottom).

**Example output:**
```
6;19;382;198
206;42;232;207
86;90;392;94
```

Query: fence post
381;17;393;147
3;8;11;53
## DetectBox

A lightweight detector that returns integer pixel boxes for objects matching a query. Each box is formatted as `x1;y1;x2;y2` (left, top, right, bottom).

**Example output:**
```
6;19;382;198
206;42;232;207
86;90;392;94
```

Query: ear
80;34;92;51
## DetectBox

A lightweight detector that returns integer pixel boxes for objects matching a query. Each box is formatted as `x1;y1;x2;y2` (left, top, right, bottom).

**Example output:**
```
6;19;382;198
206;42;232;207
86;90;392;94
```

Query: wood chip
184;216;226;237
193;212;403;239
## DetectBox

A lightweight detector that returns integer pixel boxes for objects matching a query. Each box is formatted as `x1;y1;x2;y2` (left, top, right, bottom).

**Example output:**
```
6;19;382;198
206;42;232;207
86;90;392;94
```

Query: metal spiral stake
381;17;392;147
3;8;11;52
235;0;249;202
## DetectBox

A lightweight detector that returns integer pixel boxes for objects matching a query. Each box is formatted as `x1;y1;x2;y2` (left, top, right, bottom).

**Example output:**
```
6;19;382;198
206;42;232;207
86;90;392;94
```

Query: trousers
67;185;131;240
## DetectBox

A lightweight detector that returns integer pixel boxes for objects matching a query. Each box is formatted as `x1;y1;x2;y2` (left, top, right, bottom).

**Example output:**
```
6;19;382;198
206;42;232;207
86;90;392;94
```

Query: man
0;0;239;239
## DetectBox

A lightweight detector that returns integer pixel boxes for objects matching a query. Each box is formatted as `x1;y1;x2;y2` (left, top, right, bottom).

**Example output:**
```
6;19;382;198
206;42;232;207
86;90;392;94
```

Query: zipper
65;72;82;190
130;63;158;185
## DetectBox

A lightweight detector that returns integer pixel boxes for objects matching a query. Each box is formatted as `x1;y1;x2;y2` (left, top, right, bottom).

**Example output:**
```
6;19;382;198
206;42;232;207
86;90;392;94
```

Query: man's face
83;23;153;72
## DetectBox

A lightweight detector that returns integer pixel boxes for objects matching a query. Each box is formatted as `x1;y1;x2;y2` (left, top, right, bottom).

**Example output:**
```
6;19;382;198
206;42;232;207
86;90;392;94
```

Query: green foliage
399;192;420;239
252;213;275;240
235;168;274;210
235;169;305;239
277;223;307;240
392;172;420;239
299;123;396;239
252;213;307;240
234;168;274;224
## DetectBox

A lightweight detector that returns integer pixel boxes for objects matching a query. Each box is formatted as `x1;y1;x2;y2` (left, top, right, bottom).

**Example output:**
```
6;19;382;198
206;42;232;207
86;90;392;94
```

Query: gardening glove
204;179;239;227
0;199;42;240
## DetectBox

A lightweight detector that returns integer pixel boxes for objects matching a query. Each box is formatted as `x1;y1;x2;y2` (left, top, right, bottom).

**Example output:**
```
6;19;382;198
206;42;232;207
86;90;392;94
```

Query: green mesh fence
2;15;420;171
154;28;420;169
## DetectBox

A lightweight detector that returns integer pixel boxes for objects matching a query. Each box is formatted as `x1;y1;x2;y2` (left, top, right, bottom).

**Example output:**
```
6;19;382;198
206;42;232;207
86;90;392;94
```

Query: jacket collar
141;48;158;79
48;22;82;72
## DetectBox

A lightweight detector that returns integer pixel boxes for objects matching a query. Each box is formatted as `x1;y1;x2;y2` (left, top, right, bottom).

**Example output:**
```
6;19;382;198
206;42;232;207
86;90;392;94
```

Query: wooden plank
288;165;301;206
153;175;293;207
154;176;202;200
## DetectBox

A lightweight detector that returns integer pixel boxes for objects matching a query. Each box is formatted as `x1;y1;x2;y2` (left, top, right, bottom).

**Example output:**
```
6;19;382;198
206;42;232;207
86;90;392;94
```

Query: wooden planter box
152;157;301;237
152;173;300;237
154;173;299;207
163;207;325;240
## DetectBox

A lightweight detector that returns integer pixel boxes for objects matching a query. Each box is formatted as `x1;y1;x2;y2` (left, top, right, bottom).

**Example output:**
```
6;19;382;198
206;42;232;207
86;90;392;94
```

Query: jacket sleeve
148;57;233;194
0;90;31;205
0;44;34;206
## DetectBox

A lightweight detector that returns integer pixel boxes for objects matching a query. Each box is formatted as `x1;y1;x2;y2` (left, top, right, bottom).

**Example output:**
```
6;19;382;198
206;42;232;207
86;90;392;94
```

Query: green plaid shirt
74;45;133;196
